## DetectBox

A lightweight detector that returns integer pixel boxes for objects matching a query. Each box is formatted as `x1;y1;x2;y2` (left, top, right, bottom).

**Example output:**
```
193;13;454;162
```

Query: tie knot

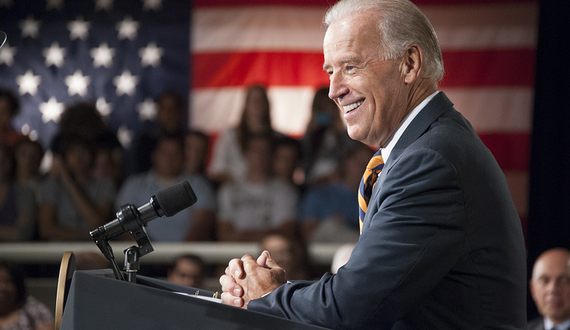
366;153;384;172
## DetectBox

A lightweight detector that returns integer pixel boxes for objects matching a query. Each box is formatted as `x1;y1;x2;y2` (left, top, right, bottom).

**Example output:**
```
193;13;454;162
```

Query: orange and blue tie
358;150;384;233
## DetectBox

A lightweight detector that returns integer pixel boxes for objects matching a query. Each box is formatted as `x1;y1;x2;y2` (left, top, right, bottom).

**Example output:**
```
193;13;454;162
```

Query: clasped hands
219;250;287;308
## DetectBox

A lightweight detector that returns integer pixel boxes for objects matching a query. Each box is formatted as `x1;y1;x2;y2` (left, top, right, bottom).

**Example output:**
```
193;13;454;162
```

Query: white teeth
343;100;363;112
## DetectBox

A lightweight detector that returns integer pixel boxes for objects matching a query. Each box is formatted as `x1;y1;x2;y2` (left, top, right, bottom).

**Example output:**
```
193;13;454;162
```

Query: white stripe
191;87;533;135
442;87;533;133
192;3;537;52
191;86;315;136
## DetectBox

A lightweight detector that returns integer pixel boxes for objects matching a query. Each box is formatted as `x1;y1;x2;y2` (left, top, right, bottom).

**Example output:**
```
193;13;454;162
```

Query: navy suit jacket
248;92;527;329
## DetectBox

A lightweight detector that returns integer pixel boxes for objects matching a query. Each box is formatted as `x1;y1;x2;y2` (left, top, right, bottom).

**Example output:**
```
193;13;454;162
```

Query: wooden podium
56;253;329;330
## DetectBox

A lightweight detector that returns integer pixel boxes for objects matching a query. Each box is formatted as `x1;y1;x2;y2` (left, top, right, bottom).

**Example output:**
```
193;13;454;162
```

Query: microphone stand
90;204;154;282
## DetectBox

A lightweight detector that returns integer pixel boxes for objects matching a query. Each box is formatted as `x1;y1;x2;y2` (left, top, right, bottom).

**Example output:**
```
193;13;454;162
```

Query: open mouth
343;100;363;113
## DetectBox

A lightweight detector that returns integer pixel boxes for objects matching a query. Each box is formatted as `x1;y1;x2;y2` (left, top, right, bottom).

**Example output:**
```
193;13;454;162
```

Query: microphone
90;180;197;241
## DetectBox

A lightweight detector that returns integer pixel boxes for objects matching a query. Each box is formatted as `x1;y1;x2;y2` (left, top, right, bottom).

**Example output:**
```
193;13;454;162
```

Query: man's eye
347;66;355;71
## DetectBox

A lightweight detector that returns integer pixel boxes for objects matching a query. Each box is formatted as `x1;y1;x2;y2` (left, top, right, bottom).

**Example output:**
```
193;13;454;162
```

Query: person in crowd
128;92;187;176
0;88;24;147
74;251;109;271
260;234;309;281
37;135;116;241
184;130;210;177
529;248;570;330
167;254;205;289
220;0;527;328
13;137;45;194
0;261;54;330
116;135;216;241
217;134;298;242
299;142;373;243
209;84;281;184
300;86;352;187
272;136;304;192
50;102;123;188
0;143;36;241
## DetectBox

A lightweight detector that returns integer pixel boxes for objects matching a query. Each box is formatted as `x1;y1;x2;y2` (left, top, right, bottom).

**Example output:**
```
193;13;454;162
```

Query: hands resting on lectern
219;250;287;308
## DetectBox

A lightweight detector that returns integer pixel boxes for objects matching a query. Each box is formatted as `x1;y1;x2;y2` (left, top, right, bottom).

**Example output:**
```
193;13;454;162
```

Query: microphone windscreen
155;181;197;216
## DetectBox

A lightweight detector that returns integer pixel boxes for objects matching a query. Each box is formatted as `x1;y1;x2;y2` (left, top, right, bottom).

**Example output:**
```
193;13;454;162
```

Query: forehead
533;253;570;278
323;12;380;64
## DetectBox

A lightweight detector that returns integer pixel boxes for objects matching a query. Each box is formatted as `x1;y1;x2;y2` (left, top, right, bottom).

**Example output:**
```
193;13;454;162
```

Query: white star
43;42;66;68
68;17;90;41
0;0;13;8
113;70;138;96
65;70;91;96
143;0;162;11
137;98;157;121
39;97;65;123
16;70;41;95
0;43;16;66
46;0;63;10
94;0;113;11
116;16;139;41
19;16;40;39
117;125;133;149
96;97;112;117
91;43;115;68
139;42;163;67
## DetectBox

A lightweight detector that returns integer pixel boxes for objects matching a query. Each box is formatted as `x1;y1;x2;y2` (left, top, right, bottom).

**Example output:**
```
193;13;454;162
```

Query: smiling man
219;0;527;329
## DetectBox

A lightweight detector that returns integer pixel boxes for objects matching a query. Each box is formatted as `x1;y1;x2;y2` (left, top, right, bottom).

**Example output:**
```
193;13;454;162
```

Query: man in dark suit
219;0;527;329
529;248;570;330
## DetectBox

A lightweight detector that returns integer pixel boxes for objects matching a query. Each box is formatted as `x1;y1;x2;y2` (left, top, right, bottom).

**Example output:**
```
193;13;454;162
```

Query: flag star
19;16;40;39
137;98;157;121
43;42;66;68
113;70;138;96
94;0;113;11
139;42;163;67
96;97;112;117
16;70;41;95
0;0;13;8
65;70;91;96
143;0;162;11
46;0;63;10
116;16;139;41
91;43;115;68
0;43;16;66
39;97;65;123
117;125;133;149
68;17;90;41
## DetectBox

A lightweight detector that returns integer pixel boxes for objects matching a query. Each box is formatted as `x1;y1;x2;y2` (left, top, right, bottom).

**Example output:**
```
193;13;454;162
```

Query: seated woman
0;260;54;330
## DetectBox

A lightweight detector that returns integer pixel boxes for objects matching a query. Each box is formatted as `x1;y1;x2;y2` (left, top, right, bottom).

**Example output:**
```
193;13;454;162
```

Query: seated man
167;254;205;289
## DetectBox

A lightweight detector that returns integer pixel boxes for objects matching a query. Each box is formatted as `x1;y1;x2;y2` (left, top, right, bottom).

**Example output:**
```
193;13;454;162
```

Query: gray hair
324;0;444;82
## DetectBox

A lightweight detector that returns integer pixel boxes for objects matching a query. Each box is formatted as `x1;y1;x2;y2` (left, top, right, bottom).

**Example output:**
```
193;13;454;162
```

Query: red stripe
194;0;537;8
192;49;535;88
478;133;530;171
440;49;536;88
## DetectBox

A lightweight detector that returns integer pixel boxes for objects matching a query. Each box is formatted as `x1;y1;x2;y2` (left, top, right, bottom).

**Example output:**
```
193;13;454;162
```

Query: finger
219;274;236;291
221;291;243;308
228;258;245;279
256;250;269;267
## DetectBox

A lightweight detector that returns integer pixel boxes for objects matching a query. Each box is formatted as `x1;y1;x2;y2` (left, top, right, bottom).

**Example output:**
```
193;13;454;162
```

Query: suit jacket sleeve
248;145;467;329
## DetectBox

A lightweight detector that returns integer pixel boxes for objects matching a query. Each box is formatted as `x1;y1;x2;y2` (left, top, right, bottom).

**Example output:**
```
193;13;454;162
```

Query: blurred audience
273;136;304;191
301;86;352;187
0;88;24;147
167;254;205;288
217;134;298;242
127;92;187;176
74;251;109;270
0;143;36;241
37;135;116;241
209;84;281;184
0;261;54;330
260;234;309;280
116;135;216;241
529;248;570;330
13;137;45;195
299;142;373;243
184;130;210;177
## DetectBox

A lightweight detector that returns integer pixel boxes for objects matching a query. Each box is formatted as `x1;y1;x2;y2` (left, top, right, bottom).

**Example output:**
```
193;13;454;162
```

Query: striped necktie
358;150;384;233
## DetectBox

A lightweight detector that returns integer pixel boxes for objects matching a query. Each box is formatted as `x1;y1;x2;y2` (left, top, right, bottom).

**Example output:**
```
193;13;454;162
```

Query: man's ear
401;44;423;84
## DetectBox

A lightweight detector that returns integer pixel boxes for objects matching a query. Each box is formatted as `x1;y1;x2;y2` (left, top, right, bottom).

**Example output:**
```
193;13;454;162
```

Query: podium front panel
60;270;329;330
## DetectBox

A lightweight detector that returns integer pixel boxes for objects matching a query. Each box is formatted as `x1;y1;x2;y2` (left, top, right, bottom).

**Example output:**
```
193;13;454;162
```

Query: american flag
0;0;190;150
1;0;536;230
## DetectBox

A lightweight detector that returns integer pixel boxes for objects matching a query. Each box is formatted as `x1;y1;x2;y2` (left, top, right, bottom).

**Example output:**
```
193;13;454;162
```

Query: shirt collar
545;317;570;330
381;91;439;162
